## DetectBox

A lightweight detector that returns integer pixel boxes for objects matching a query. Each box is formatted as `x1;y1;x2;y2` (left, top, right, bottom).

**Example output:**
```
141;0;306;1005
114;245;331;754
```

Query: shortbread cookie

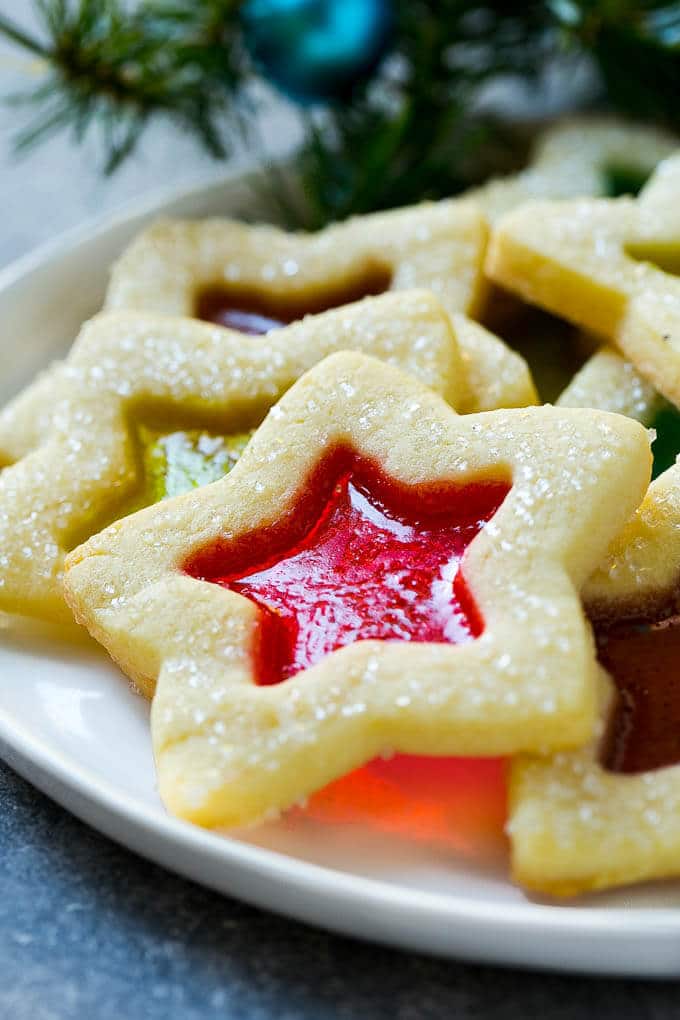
63;351;650;828
510;461;680;894
106;196;490;322
557;348;661;424
627;153;680;273
105;196;538;407
544;143;680;471
486;153;680;408
104;118;675;403
477;118;677;395
107;119;676;322
490;147;680;473
0;291;536;621
0;194;499;433
585;462;680;625
556;349;680;478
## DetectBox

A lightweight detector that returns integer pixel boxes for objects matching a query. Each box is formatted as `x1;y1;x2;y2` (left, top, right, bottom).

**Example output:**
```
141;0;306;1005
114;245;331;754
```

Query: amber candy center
597;614;680;774
195;266;392;335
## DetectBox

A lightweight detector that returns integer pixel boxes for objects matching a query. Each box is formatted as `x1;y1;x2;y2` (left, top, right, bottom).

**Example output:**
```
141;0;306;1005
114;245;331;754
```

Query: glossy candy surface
140;426;253;501
303;754;508;858
194;270;391;334
599;615;680;774
188;453;510;849
192;455;508;684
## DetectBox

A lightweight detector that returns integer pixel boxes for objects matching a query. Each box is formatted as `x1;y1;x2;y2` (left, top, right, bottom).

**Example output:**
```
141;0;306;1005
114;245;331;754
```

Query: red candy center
188;453;508;685
186;452;510;849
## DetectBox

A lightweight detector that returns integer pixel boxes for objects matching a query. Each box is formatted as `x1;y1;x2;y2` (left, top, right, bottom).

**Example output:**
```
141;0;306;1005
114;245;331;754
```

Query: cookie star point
486;153;680;408
63;350;651;829
4;291;522;621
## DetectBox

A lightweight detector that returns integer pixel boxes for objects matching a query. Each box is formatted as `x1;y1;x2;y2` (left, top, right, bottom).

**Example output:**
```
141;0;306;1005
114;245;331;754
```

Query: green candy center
140;427;254;502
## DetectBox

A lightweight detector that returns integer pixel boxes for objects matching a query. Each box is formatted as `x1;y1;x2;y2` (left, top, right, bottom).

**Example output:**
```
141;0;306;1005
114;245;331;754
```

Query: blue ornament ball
241;0;394;103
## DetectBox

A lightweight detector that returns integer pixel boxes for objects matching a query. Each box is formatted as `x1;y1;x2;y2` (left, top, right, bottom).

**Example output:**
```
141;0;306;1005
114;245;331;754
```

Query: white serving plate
2;171;680;978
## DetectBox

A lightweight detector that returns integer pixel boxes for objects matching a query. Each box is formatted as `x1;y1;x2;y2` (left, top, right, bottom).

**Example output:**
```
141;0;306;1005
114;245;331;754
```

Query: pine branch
297;1;554;225
1;1;249;171
0;13;48;56
1;1;679;227
551;1;680;126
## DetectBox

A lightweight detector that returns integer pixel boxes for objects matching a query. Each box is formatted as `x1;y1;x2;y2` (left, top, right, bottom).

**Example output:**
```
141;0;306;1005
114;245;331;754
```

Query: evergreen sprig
298;2;555;226
2;0;248;172
1;1;679;224
551;1;680;125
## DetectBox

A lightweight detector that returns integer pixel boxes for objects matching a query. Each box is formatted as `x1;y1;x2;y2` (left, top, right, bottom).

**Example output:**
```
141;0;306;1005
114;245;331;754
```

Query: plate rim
4;698;680;936
2;173;680;977
4;697;680;979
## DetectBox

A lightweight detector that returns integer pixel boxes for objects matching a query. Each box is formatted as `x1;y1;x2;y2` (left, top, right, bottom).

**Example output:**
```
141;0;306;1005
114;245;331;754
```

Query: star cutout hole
185;447;511;850
194;264;392;334
186;448;510;685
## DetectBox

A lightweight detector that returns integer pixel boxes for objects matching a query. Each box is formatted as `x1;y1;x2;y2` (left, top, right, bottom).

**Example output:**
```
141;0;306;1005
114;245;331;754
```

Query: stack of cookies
3;118;680;897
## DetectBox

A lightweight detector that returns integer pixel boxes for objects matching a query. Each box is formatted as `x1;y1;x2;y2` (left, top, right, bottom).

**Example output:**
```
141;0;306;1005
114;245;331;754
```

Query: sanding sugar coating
104;181;541;405
509;667;680;896
486;152;680;410
509;456;680;896
103;118;677;408
107;117;678;320
1;291;534;621
62;350;650;830
584;460;680;621
105;199;489;320
557;348;662;426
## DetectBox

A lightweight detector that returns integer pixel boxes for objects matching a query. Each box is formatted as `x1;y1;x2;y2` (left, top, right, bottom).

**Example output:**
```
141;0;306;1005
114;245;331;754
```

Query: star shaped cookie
510;462;680;894
62;351;650;829
104;191;531;399
106;195;487;319
0;291;535;621
486;152;680;409
107;118;676;321
104;117;675;402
